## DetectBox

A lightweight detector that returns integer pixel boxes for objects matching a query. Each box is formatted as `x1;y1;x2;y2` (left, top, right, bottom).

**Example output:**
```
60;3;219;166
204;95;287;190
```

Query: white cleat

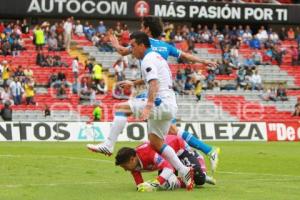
179;167;194;191
209;147;220;174
205;175;216;185
87;143;113;156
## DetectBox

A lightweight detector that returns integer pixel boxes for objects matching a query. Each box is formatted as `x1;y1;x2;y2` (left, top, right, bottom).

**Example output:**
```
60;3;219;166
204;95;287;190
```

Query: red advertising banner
267;122;300;141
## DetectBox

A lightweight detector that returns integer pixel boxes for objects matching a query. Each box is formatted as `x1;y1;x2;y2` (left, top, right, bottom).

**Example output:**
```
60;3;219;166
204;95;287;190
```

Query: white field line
0;154;113;163
218;171;300;178
0;181;113;188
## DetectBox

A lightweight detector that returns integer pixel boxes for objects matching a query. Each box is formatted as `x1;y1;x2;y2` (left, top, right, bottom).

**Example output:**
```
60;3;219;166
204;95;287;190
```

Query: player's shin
106;112;127;149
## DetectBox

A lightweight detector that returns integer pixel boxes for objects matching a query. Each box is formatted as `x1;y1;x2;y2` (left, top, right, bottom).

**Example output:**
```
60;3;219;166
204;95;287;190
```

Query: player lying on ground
88;16;220;174
115;135;216;192
88;32;194;190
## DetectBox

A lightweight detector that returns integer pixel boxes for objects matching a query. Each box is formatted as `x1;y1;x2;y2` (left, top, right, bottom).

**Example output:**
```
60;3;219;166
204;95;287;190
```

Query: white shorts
128;97;177;139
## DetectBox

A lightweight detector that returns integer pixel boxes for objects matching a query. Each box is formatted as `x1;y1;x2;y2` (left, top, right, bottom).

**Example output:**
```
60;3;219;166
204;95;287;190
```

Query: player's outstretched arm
109;34;131;56
180;51;217;68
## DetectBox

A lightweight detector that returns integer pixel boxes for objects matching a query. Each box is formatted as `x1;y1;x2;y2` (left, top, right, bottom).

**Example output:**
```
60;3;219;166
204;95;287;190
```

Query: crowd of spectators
0;60;35;106
1;17;300;120
0;20;27;56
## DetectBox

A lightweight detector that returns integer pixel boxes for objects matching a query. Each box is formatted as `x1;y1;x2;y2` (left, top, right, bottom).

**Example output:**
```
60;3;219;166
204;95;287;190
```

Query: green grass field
1;142;300;200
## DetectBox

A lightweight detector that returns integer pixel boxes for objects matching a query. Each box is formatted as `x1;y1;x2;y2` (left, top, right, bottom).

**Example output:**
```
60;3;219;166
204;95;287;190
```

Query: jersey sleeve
167;43;182;59
131;171;144;185
141;58;158;83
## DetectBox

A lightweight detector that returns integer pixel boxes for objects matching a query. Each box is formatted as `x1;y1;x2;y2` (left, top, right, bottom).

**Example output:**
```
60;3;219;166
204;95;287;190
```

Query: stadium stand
0;13;300;123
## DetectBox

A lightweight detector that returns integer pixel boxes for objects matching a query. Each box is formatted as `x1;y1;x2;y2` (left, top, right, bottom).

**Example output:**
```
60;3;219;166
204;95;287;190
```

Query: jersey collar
144;48;152;57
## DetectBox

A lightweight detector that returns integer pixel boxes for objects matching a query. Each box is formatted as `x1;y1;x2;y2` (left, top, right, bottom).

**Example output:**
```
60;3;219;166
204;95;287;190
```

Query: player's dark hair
141;16;163;38
130;31;151;48
115;147;136;166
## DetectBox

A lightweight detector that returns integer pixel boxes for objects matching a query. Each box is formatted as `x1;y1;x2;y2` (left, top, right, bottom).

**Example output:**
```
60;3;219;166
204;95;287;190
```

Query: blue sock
181;131;212;155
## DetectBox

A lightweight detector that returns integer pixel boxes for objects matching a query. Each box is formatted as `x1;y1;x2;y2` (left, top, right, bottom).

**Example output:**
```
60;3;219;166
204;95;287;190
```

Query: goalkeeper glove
137;179;160;192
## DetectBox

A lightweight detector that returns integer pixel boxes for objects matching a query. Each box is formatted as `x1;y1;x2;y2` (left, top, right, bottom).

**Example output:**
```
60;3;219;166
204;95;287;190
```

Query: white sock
105;114;127;150
160;145;187;174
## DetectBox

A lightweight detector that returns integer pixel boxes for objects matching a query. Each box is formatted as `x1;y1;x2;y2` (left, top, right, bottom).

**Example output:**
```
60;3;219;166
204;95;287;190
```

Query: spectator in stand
2;40;12;56
236;66;246;88
24;78;35;105
56;84;67;99
92;63;103;84
252;49;263;65
98;32;114;52
74;20;84;36
95;79;107;95
257;26;268;43
206;70;216;90
91;33;100;46
49;70;58;87
79;78;90;100
72;57;79;80
237;25;244;37
250;70;262;90
63;17;73;51
249;35;261;49
276;84;288;101
21;19;29;34
120;24;130;47
14;65;25;80
1;102;12;121
269;31;279;44
48;33;58;51
56;34;65;51
194;80;202;102
259;87;277;101
1;86;14;105
242;28;253;45
183;77;194;95
55;22;64;37
287;28;295;41
9;77;23;105
2;60;10;87
93;103;102;121
85;25;96;41
44;104;51;117
291;46;299;66
272;46;285;66
97;21;107;35
278;27;287;41
85;59;94;74
113;58;126;82
83;21;90;35
89;87;96;105
11;39;22;56
229;45;239;68
34;25;45;51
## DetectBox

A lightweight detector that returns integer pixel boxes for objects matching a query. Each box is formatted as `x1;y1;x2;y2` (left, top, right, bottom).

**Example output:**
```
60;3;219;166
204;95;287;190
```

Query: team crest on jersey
155;154;163;165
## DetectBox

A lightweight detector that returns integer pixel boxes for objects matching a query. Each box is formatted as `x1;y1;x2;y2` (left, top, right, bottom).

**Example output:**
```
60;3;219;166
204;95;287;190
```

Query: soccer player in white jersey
88;32;194;190
108;16;220;174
